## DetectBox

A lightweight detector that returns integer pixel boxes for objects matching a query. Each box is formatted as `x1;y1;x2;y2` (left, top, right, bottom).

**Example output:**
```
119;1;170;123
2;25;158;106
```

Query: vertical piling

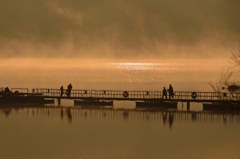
187;102;190;111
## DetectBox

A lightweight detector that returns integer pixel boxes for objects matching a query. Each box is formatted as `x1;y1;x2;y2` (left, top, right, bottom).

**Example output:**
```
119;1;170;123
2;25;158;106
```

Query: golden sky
0;0;239;59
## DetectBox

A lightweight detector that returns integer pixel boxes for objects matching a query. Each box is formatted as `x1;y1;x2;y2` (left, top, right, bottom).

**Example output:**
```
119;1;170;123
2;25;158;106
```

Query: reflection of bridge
1;88;240;111
1;107;240;128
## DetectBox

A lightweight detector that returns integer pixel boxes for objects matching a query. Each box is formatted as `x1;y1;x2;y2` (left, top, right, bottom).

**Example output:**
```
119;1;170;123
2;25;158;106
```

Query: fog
0;0;239;59
1;58;238;92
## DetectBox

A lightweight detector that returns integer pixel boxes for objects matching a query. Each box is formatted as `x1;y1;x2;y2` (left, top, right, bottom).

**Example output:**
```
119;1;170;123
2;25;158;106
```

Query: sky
0;0;240;59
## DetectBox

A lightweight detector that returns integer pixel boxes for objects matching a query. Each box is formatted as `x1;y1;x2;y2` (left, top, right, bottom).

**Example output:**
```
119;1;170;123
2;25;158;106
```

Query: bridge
1;88;239;111
31;88;239;102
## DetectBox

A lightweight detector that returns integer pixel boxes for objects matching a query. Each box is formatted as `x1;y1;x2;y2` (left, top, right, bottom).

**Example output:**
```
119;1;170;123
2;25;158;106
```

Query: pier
1;87;240;111
34;88;239;100
36;88;240;109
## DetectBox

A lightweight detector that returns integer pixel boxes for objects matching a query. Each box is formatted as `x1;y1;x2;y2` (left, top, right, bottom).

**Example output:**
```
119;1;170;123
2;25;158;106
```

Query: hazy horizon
0;0;240;59
1;58;238;92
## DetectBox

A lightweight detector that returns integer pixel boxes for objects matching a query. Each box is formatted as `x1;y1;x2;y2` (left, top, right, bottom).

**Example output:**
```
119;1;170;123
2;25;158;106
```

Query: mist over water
1;0;239;59
0;58;237;92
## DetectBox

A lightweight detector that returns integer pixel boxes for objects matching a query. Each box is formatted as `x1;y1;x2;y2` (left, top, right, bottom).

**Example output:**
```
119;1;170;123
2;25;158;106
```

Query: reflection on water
2;106;240;127
162;111;174;128
1;106;240;159
60;107;72;123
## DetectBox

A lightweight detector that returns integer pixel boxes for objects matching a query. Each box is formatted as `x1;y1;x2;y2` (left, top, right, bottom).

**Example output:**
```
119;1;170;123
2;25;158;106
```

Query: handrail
11;88;29;93
34;88;240;101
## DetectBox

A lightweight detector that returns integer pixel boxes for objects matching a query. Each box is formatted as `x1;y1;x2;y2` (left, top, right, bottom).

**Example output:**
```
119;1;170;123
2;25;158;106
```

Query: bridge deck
32;88;240;103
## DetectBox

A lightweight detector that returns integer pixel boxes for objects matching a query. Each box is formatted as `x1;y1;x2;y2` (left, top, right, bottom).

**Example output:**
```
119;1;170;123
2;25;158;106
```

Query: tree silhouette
209;41;240;99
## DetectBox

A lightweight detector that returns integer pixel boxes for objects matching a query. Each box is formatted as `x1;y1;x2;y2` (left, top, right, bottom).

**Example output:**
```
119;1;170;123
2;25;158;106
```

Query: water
1;107;240;159
0;58;235;91
1;58;240;159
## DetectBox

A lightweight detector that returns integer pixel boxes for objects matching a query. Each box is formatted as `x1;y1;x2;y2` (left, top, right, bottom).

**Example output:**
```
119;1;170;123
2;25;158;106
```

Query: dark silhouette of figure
66;83;72;97
60;86;64;97
168;84;174;99
162;87;167;99
4;87;12;95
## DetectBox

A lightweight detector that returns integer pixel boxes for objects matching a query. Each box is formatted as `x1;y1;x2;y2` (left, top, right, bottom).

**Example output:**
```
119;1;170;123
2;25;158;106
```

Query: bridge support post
58;98;61;105
187;102;190;111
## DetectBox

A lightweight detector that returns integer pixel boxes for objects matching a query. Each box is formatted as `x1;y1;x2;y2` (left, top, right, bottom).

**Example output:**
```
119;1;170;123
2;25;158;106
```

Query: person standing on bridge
168;84;174;99
60;86;64;97
162;87;167;99
67;83;72;97
5;87;11;94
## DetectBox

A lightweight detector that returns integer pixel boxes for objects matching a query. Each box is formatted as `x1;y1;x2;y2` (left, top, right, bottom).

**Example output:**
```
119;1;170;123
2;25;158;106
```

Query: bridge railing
33;89;163;99
33;88;240;101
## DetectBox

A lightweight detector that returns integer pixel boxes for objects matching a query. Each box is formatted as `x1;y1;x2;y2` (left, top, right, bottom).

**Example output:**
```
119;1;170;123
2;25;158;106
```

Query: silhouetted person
168;84;174;99
66;83;72;97
162;87;167;99
4;87;11;95
60;86;64;97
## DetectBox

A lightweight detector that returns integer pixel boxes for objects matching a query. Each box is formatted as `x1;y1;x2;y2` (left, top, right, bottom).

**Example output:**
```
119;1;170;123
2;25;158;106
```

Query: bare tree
231;40;240;66
209;69;239;92
209;41;240;99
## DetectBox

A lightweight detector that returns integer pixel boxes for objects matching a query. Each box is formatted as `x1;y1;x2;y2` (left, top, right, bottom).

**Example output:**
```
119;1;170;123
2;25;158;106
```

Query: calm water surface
0;107;240;159
1;59;240;159
1;58;236;91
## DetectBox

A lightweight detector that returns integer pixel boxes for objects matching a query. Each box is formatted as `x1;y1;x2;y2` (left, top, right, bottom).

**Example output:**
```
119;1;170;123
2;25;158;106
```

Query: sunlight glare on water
0;58;237;92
